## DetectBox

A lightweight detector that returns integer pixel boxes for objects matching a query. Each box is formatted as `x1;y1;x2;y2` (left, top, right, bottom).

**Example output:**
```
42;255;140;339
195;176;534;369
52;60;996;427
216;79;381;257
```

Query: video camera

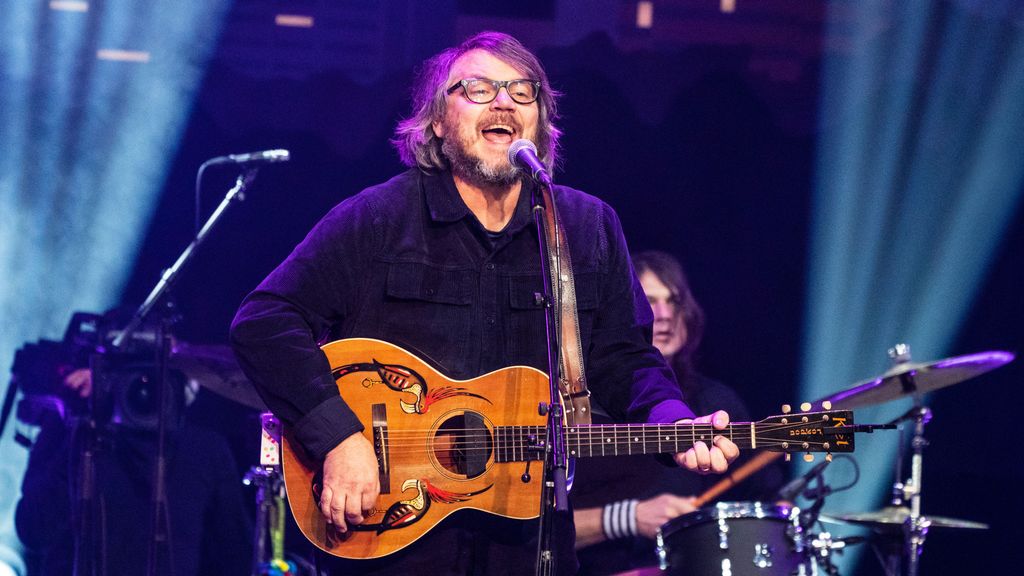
7;311;186;434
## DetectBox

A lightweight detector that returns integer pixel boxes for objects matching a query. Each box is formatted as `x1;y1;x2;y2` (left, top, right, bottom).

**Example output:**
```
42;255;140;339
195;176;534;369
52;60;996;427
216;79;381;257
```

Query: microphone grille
507;139;537;166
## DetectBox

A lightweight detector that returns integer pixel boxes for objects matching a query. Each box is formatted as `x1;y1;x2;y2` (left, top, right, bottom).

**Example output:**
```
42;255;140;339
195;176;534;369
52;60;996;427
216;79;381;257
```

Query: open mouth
481;124;516;144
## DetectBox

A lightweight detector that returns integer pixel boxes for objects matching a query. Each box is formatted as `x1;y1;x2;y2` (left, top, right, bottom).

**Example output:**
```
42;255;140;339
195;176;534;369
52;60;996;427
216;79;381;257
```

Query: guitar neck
565;422;763;458
494;418;846;463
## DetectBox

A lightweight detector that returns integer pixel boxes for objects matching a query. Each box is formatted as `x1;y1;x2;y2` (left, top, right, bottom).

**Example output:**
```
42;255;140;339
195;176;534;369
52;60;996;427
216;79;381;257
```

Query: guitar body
282;338;552;560
282;338;857;560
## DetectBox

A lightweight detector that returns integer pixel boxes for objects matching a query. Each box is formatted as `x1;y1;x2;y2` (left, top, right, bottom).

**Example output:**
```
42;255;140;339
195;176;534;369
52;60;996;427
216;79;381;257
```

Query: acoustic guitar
282;338;856;560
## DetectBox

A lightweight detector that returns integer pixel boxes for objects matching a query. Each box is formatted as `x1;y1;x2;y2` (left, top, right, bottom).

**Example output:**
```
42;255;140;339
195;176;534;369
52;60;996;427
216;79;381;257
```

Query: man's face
432;49;540;187
639;270;688;360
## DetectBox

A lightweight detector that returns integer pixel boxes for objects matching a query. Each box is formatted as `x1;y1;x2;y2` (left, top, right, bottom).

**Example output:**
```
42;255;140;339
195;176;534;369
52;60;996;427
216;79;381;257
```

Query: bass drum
655;501;809;575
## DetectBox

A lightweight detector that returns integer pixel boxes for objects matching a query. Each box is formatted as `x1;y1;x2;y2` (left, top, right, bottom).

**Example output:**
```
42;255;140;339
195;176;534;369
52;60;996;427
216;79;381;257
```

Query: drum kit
651;344;1014;576
165;341;1014;576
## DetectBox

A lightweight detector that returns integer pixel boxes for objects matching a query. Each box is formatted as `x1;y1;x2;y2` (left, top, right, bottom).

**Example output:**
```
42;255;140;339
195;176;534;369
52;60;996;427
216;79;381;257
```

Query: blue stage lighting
804;1;1024;572
0;0;230;566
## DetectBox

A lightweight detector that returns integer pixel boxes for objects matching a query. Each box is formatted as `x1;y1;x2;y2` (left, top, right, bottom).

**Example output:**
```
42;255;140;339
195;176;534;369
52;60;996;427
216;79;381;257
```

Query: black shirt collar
421;169;537;236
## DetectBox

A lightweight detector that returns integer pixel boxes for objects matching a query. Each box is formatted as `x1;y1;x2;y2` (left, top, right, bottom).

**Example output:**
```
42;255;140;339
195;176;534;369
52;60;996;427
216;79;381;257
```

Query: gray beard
441;136;522;188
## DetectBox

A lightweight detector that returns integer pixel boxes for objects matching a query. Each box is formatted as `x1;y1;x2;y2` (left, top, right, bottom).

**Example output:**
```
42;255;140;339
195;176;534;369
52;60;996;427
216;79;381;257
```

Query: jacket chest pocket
507;272;600;363
380;262;474;363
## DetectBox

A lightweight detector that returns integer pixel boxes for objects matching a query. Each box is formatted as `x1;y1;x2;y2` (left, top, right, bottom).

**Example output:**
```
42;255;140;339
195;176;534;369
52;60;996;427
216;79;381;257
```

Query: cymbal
821;506;989;530
169;342;266;411
824;350;1014;409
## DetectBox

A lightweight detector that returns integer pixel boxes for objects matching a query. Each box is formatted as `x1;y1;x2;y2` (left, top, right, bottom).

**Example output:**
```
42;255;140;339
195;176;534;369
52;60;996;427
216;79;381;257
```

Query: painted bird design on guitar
369;479;492;534
332;358;489;414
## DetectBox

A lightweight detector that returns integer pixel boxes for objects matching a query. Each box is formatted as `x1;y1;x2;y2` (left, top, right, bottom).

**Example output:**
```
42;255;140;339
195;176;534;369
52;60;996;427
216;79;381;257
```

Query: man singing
230;31;738;575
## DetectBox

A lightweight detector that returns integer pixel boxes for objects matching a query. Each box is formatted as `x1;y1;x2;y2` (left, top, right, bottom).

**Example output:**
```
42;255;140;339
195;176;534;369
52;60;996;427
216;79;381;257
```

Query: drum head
657;502;806;576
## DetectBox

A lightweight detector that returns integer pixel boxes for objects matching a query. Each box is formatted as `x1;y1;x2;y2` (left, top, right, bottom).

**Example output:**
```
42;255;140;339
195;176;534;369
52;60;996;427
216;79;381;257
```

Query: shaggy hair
392;31;562;172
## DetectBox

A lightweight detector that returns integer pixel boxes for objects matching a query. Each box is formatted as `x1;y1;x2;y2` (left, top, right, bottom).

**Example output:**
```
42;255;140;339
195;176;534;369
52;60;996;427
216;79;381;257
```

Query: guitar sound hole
434;411;492;479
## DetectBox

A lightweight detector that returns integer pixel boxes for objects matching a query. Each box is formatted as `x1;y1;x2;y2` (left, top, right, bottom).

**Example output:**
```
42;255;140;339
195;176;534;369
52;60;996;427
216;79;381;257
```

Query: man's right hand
319;433;380;532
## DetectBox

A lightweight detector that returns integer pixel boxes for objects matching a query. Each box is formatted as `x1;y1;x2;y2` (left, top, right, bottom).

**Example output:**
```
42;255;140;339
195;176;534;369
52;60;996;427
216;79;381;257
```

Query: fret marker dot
605;438;611;443
633;437;639;442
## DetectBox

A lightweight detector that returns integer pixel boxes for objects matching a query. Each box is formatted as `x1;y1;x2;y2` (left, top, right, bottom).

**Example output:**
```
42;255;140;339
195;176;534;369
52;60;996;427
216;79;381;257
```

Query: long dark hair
632;251;706;399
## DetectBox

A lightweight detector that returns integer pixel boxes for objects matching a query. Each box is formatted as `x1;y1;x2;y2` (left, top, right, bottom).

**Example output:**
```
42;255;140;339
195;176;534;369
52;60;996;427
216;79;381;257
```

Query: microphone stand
73;354;104;576
530;176;569;576
112;168;259;350
109;167;260;576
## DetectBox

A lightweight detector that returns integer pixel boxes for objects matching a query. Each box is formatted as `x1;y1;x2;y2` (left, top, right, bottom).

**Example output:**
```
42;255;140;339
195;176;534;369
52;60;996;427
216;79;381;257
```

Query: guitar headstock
756;401;855;462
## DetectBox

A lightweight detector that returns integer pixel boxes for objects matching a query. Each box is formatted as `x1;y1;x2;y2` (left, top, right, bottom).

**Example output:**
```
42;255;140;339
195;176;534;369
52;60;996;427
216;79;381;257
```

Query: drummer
571;251;782;575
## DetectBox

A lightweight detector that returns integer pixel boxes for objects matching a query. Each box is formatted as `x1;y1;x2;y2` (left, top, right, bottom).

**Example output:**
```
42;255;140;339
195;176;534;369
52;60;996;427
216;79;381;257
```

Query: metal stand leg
885;344;932;576
245;412;300;576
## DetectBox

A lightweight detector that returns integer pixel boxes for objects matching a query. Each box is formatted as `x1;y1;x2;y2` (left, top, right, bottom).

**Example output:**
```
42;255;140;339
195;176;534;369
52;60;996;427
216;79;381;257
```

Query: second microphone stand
109;167;259;576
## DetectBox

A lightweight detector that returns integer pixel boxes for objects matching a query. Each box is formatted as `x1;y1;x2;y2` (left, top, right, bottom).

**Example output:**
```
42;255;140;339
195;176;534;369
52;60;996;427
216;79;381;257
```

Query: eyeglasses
446;78;541;105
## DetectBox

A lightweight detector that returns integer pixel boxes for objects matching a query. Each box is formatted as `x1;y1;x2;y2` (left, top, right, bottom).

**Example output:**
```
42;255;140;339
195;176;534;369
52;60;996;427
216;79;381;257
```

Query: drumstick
693;451;782;507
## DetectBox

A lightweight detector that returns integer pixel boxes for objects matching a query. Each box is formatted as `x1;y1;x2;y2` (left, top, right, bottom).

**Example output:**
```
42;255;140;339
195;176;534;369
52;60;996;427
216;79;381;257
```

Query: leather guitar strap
538;183;592;426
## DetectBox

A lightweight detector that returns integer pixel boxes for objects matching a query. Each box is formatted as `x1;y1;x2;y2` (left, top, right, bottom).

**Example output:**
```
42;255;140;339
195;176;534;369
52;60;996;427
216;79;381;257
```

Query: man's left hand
673;410;740;474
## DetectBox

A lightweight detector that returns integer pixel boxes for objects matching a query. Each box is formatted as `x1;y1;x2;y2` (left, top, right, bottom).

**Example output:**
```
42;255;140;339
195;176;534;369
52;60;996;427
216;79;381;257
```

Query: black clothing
16;416;252;576
229;169;695;574
230;169;694;456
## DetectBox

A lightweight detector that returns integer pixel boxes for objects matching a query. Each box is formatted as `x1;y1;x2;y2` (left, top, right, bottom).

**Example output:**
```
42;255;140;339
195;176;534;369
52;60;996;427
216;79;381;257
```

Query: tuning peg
804;453;814;463
822;400;832;410
781;404;792;414
826;453;833;462
800;402;812;412
785;453;792;462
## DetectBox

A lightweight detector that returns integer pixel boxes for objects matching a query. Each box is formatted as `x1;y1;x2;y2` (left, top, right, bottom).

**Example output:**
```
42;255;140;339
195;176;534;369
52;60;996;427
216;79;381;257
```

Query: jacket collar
421;169;536;234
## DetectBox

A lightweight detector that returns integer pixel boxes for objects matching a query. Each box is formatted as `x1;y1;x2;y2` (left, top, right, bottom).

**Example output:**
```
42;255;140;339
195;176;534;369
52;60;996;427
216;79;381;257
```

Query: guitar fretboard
493;422;769;463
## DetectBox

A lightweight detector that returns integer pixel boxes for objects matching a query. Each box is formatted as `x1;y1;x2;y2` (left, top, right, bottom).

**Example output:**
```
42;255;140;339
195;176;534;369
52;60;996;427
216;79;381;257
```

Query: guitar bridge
371;403;390;494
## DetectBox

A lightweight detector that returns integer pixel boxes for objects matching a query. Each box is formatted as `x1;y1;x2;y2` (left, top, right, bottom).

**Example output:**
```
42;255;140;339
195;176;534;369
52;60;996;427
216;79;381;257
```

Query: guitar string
374;441;834;455
368;422;839;453
376;436;836;450
378;431;833;443
376;441;836;453
377;431;842;448
374;435;837;454
376;418;836;435
373;419;841;444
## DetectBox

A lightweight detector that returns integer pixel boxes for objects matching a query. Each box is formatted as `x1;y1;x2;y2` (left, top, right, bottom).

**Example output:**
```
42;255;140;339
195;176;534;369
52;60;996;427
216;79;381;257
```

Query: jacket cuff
294;395;365;460
647;399;696;424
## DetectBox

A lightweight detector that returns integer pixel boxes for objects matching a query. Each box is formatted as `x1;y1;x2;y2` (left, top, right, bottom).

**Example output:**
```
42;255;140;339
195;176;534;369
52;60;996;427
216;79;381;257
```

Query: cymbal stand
901;401;931;576
885;344;931;576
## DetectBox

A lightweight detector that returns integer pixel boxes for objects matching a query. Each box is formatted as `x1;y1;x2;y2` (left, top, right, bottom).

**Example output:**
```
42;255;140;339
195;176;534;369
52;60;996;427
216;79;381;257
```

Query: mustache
476;113;522;133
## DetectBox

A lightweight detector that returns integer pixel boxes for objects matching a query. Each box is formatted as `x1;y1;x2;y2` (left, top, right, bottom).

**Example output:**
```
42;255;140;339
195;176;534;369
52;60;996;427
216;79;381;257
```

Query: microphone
774;459;831;502
507;139;551;186
205;149;291;166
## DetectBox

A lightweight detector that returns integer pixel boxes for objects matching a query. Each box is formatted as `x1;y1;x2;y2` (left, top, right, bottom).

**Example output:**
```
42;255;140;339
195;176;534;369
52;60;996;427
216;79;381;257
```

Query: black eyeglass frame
445;78;542;104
